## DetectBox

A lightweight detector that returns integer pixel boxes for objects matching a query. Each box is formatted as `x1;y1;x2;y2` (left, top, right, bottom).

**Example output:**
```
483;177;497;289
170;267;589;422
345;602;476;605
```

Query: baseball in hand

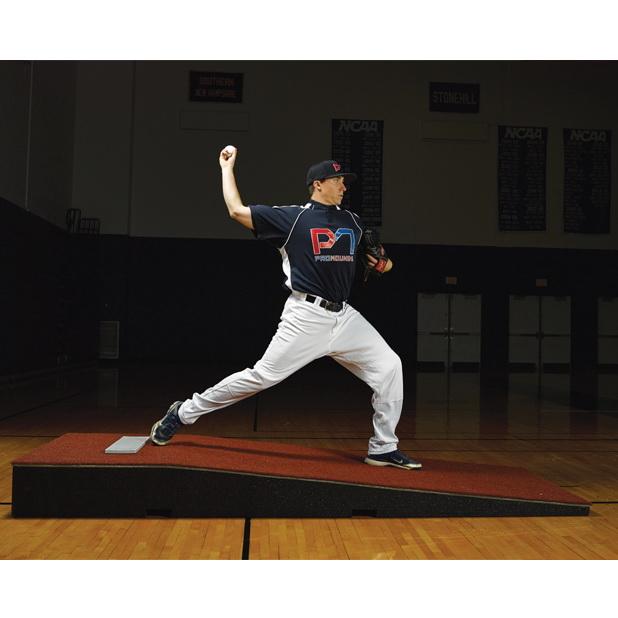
223;145;236;158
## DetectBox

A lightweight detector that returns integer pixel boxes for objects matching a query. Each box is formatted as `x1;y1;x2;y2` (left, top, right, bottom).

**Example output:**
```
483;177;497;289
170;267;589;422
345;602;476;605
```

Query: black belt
305;294;343;312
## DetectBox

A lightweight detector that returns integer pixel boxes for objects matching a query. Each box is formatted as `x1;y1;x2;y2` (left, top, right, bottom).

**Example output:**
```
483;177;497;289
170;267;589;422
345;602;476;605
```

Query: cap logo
332;162;341;172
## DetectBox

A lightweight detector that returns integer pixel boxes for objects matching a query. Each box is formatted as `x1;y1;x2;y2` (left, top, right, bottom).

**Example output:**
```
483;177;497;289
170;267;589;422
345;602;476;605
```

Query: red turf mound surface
13;433;588;506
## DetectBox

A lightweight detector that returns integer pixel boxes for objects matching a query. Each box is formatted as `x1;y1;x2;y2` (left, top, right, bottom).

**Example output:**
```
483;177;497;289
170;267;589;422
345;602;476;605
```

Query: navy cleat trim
364;449;422;470
150;401;183;446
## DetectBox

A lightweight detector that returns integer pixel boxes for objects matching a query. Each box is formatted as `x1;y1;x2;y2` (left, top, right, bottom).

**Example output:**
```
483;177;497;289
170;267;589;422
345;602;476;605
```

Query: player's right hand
219;147;237;169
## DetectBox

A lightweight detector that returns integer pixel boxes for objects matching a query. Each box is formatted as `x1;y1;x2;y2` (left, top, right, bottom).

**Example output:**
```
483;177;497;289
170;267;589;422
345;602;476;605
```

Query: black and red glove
359;228;389;282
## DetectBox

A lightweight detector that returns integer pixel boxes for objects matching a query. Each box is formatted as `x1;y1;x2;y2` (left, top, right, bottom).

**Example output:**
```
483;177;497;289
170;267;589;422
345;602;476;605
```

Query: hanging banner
498;125;547;231
331;119;383;226
189;71;243;103
429;82;480;113
563;128;611;233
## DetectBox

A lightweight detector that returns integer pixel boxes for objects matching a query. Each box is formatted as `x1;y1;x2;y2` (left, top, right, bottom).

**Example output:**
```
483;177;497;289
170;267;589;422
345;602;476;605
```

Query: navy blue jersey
249;200;364;303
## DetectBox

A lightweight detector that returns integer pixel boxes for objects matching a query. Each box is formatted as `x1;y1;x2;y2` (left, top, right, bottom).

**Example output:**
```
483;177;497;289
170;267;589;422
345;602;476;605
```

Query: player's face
318;176;347;205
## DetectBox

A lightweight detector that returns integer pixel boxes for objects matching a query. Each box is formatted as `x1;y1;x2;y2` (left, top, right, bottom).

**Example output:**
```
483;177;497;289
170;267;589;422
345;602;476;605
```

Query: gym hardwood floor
1;361;617;559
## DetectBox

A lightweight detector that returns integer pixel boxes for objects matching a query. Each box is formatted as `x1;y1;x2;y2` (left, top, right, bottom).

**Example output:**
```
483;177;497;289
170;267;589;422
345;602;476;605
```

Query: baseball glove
359;228;389;282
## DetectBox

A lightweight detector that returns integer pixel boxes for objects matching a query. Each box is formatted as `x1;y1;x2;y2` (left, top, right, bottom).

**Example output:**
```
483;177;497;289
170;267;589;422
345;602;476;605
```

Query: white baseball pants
178;292;403;455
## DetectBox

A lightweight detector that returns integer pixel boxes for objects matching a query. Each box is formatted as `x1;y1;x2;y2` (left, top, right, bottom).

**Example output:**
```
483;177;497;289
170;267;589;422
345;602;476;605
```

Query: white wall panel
66;60;618;248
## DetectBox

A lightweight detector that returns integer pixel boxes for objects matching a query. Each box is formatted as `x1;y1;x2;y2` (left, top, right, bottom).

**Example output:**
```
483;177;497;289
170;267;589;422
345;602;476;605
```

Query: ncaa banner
498;125;547;231
564;128;611;233
331;119;384;226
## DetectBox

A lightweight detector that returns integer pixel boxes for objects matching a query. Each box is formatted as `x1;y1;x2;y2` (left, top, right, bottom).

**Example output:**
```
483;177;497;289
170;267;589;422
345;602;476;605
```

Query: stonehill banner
429;82;480;113
563;128;611;233
331;119;384;226
498;126;548;231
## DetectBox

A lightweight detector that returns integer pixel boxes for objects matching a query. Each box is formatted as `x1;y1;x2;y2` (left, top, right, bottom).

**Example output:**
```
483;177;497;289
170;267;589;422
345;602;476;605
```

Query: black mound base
12;466;589;519
11;434;590;518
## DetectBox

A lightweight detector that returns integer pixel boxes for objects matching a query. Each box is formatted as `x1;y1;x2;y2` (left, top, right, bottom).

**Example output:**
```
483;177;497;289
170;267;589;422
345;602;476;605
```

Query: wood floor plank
0;437;51;502
0;507;244;560
1;366;618;559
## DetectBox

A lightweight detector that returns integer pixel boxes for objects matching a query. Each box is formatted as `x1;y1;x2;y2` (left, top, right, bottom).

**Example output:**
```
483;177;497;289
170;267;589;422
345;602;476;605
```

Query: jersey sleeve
347;210;365;249
248;204;300;247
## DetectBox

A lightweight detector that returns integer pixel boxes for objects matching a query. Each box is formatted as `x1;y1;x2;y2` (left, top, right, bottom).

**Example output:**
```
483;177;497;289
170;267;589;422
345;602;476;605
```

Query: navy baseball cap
306;160;357;187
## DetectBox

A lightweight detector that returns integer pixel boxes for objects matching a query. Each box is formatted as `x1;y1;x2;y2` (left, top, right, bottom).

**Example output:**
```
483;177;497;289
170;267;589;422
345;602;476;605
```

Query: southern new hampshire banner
331;119;384;226
498;126;547;231
563;128;611;233
189;71;243;103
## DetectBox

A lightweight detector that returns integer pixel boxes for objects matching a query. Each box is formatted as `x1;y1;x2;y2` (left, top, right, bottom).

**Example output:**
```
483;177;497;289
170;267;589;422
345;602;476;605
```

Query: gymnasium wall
0;61;77;227
0;61;91;377
70;60;618;249
0;62;29;208
0;197;98;377
1;60;617;388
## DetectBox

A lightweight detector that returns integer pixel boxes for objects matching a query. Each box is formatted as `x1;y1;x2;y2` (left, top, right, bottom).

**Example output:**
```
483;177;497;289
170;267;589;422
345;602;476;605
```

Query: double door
598;297;618;369
416;293;482;371
599;297;618;407
509;295;571;371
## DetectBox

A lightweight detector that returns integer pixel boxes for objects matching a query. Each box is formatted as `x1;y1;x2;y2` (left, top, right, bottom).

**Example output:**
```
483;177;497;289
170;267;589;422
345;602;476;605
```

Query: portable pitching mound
12;433;589;518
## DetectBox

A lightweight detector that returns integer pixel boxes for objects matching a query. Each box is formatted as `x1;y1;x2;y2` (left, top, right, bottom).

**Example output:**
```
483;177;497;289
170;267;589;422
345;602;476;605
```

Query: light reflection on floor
0;363;616;440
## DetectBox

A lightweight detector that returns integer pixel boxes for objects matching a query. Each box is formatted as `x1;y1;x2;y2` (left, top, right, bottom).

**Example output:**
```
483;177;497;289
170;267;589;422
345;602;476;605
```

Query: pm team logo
310;228;356;262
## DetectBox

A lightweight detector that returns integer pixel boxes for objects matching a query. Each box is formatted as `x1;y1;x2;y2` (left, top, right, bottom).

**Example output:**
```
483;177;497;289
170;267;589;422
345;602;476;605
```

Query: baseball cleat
150;401;184;445
364;449;422;470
